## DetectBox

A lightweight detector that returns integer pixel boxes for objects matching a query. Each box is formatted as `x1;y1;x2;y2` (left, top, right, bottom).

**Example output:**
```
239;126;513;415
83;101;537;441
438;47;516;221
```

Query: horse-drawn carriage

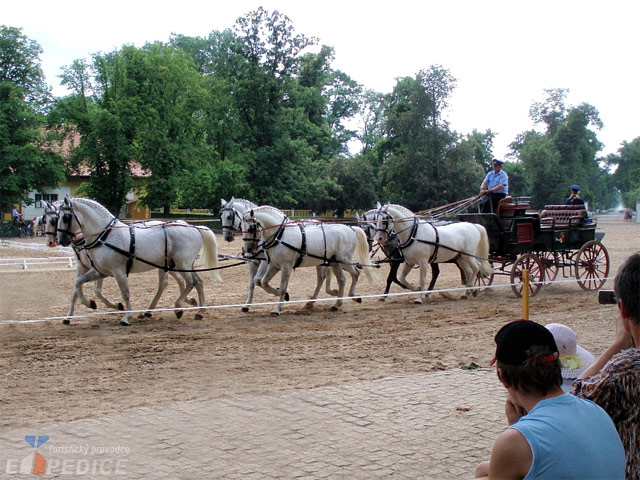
458;196;610;298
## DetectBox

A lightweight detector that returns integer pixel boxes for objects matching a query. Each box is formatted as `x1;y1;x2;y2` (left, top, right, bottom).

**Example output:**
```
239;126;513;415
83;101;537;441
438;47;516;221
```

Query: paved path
1;368;506;479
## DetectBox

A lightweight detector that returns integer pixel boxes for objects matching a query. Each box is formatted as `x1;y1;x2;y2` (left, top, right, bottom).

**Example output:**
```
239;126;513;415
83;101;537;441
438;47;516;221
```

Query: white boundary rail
0;276;613;326
0;256;75;269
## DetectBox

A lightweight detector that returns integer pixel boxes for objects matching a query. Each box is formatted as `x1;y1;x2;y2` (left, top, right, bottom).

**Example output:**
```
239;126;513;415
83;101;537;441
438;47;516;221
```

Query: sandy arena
0;215;637;478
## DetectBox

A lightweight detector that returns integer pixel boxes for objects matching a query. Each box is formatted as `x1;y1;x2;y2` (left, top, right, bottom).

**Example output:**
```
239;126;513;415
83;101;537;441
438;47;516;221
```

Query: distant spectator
11;206;22;225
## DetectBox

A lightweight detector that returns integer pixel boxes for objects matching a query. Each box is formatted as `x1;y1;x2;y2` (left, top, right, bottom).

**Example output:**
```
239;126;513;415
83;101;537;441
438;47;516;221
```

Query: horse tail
199;227;222;281
474;224;493;276
353;227;378;282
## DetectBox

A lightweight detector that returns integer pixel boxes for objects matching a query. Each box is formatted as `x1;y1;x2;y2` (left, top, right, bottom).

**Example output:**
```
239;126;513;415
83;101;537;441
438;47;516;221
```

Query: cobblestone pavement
1;368;506;479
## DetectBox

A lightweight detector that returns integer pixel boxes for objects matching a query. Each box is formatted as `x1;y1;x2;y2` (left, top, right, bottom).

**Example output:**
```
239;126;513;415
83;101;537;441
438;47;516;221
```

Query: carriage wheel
538;251;559;284
575;241;610;291
474;270;494;293
510;254;544;298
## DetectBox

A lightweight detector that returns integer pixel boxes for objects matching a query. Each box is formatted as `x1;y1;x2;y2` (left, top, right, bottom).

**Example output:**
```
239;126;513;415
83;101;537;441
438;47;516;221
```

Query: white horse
220;197;271;312
56;197;221;325
373;203;493;303
221;197;342;311
41;201;197;315
241;206;375;315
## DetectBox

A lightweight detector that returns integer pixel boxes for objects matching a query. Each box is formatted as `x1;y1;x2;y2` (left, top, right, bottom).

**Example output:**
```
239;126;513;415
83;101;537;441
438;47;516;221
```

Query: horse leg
74;263;98;310
93;278;124;310
172;271;201;319
414;259;430;304
169;271;197;306
324;266;338;296
397;262;419;292
269;264;292;316
330;263;347;311
456;259;475;299
305;265;327;309
242;260;259;312
111;272;134;326
191;272;207;320
65;268;106;324
427;263;440;292
344;264;362;303
143;270;170;318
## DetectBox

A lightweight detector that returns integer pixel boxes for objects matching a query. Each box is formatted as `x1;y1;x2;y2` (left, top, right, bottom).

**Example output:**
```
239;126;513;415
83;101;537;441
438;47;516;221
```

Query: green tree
378;66;468;210
0;26;65;213
57;53;135;215
516;89;607;209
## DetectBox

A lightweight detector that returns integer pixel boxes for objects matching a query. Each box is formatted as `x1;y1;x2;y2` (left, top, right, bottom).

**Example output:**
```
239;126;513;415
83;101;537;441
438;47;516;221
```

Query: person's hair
497;345;562;396
615;253;639;324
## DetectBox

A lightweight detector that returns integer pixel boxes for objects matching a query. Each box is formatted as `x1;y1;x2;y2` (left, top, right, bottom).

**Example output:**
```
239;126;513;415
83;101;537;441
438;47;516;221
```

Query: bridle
220;206;244;236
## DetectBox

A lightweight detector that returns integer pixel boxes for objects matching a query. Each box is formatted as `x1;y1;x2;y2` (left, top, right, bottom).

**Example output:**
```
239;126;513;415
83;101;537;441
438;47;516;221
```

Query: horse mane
71;198;115;218
252;205;284;215
385;204;415;217
231;198;258;209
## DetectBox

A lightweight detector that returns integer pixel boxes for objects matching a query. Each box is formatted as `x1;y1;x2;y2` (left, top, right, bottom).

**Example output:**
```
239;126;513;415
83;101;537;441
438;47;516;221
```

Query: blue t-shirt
483;170;509;194
511;394;625;479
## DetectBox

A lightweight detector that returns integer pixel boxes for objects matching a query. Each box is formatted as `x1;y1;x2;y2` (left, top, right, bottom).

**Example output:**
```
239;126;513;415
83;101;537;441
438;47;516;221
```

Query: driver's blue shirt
483;170;509;194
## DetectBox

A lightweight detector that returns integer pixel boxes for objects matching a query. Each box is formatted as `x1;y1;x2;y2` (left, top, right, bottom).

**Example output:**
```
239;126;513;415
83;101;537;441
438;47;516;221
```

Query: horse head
220;197;241;242
41;200;61;247
56;197;77;247
239;210;260;255
373;203;393;246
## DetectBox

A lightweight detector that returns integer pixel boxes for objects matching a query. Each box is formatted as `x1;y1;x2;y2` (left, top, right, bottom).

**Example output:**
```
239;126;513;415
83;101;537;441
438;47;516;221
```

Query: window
35;193;58;208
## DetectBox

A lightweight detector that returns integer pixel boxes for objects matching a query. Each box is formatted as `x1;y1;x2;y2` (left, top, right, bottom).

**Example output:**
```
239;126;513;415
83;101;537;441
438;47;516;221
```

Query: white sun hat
546;323;596;381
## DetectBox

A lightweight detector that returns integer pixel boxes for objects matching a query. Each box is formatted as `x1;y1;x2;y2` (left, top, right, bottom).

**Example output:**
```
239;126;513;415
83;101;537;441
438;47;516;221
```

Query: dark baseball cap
491;320;559;366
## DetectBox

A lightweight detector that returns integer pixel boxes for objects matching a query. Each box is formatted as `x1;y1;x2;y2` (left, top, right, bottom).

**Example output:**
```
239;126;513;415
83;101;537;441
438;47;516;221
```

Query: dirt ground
0;215;637;429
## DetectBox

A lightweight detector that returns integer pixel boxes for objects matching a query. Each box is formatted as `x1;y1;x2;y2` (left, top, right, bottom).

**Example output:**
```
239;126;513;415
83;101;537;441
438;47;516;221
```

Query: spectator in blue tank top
475;320;625;479
479;159;509;213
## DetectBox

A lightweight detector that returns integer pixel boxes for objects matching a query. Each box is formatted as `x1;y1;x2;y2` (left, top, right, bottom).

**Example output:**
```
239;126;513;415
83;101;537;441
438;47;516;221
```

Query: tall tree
378;66;466;210
0;26;65;213
517;89;605;209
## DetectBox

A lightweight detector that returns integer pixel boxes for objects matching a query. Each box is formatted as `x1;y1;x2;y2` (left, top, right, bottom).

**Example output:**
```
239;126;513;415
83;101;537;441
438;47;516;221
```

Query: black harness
376;209;487;262
255;221;337;269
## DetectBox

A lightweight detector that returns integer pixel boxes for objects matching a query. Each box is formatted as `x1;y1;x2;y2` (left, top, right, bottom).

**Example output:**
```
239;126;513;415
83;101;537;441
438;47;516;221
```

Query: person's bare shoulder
488;428;532;480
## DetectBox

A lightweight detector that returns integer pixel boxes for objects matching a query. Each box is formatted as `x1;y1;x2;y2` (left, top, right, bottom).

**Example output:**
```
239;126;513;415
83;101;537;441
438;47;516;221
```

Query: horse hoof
284;292;290;301
460;295;468;300
304;302;314;309
144;312;152;318
241;306;250;313
62;319;71;325
353;297;362;303
472;291;478;297
118;320;130;327
117;302;125;311
188;297;198;306
89;300;97;310
414;299;423;304
194;313;203;320
270;311;280;317
175;310;183;319
330;305;339;312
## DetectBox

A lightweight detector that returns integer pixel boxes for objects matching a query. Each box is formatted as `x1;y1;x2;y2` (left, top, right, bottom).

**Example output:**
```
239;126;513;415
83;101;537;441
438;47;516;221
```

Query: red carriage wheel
474;270;495;293
538;251;559;284
575;241;610;291
510;254;545;298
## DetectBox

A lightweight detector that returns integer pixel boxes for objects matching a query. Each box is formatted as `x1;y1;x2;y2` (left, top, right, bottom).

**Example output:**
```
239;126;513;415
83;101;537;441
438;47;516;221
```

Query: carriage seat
496;197;532;229
540;205;587;228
